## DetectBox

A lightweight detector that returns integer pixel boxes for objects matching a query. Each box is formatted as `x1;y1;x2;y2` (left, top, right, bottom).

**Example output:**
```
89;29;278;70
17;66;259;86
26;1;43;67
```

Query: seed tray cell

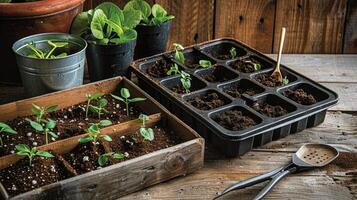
131;38;338;157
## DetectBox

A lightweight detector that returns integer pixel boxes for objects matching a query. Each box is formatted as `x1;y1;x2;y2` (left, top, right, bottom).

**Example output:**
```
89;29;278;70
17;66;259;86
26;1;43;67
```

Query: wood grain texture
343;0;357;53
155;0;215;48
215;0;276;52
273;0;348;53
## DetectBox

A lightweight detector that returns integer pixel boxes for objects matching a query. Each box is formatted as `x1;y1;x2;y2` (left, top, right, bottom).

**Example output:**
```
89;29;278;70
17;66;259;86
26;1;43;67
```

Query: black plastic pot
131;38;339;157
134;21;171;60
86;39;136;81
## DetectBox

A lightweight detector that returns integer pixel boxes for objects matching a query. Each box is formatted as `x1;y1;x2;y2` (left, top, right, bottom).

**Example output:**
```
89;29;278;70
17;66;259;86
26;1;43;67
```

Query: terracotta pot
0;0;85;85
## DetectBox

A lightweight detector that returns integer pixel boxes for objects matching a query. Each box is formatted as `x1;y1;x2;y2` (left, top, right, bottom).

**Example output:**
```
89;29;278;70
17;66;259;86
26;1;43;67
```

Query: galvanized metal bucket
12;33;87;97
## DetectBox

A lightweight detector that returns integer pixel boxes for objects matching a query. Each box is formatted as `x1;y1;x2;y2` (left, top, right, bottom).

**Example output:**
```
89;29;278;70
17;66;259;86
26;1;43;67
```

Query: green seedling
89;98;108;119
282;76;289;85
173;43;185;64
180;71;191;94
111;88;146;116
26;118;58;145
230;47;237;59
244;60;261;71
124;0;174;26
138;114;154;141
26;41;68;59
98;152;127;167
31;104;58;123
167;63;180;75
85;93;104;118
71;2;141;45
79;120;112;145
0;122;17;147
199;60;213;68
15;144;54;166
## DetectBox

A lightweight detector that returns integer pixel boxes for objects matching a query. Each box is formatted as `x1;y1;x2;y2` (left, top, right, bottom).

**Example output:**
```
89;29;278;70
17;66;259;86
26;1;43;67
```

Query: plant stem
45;130;48;144
45;46;57;59
29;157;32;166
98;109;101;119
126;102;129;116
0;136;3;147
86;100;90;119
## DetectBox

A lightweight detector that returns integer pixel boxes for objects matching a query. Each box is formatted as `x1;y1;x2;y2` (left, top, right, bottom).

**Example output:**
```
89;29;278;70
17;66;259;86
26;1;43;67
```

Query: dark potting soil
147;59;174;78
200;67;232;83
283;89;317;105
214;109;257;131
225;85;261;98
0;156;71;197
184;59;201;69
188;92;226;110
0;94;143;157
230;58;261;73
64;142;105;174
171;84;186;94
251;102;288;118
256;73;284;87
102;127;182;164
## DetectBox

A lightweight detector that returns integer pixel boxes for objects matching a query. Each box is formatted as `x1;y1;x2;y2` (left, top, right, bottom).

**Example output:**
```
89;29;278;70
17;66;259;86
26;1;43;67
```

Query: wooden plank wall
84;0;357;53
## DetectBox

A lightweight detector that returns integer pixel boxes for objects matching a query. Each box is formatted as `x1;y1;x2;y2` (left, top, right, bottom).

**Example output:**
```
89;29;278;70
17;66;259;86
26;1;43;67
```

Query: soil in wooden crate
213;109;257;131
147;59;174;78
188;92;226;110
104;127;182;164
0;95;143;157
283;89;317;105
0;157;71;197
256;73;283;87
251;102;288;118
64;142;105;174
230;58;261;73
225;85;261;98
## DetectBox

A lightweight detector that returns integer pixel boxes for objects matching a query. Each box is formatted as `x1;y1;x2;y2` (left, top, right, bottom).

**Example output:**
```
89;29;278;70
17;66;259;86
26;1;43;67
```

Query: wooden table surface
1;54;356;199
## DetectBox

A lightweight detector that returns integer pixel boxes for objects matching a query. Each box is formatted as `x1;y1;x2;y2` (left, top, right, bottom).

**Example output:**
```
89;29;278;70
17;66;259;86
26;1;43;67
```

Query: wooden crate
0;77;204;199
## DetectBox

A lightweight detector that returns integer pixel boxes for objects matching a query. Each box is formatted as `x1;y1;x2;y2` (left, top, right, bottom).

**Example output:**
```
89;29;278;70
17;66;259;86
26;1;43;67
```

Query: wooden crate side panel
155;0;215;48
343;0;357;53
273;0;348;53
215;0;276;53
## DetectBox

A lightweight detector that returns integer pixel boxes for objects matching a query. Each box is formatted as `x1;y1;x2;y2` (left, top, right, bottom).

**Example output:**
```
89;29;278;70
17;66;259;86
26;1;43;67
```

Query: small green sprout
98;152;127;167
15;144;54;166
89;98;108;119
180;71;191;94
230;47;237;59
173;43;185;64
85;93;104;119
31;104;58;123
199;60;213;68
79;120;112;145
0;122;17;147
167;63;180;75
26;41;68;59
244;60;261;71
26;118;58;145
111;88;146;116
139;114;154;141
282;76;289;85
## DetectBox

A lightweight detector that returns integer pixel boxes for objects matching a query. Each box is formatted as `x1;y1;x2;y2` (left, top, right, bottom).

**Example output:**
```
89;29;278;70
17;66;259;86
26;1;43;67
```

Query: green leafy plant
85;93;104;119
98;152;127;167
180;71;191;93
31;104;58;123
230;47;237;59
199;60;213;68
26;118;58;144
282;76;289;85
166;63;180;75
71;2;141;45
0;122;17;147
15;144;54;166
89;98;108;119
26;41;68;59
173;43;185;64
124;0;174;26
79;120;112;145
111;88;146;116
138;114;154;141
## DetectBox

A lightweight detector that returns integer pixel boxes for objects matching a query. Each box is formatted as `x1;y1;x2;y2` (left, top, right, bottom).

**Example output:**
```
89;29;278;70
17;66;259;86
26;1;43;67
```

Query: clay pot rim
0;0;85;18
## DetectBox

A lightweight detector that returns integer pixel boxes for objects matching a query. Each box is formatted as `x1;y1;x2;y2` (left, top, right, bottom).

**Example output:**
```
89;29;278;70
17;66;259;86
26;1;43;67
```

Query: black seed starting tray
131;38;339;157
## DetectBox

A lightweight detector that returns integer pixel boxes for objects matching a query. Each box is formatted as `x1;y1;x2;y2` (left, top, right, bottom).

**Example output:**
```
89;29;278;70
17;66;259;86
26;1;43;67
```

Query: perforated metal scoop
214;143;339;200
